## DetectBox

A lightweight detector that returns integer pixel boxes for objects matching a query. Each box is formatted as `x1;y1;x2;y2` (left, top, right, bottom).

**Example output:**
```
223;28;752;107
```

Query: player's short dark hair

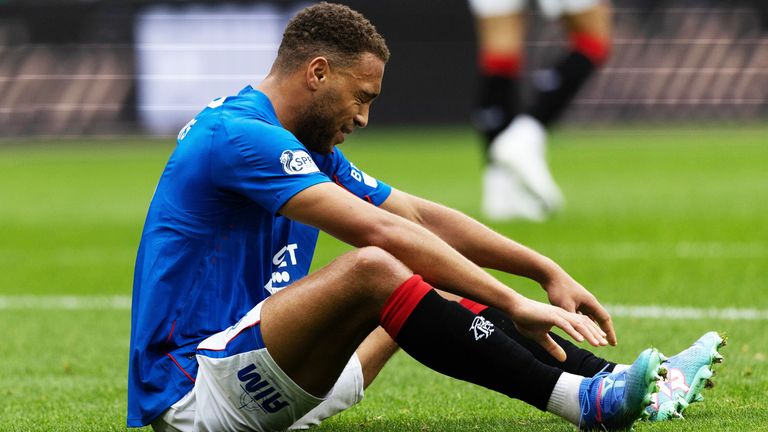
274;2;390;73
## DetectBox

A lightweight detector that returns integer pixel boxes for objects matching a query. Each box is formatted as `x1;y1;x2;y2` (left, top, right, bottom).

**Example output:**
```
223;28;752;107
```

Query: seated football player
127;4;724;432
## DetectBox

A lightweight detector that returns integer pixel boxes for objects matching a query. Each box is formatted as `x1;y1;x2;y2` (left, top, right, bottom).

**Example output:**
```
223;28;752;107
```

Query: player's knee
353;247;406;278
347;247;411;296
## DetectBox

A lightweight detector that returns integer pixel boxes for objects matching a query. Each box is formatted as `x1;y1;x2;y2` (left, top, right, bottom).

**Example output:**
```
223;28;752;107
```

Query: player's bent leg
157;246;663;431
260;246;412;399
261;246;569;424
265;254;663;430
268;266;565;412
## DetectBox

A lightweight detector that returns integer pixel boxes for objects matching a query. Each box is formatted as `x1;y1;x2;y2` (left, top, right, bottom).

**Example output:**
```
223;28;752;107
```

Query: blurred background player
470;0;612;221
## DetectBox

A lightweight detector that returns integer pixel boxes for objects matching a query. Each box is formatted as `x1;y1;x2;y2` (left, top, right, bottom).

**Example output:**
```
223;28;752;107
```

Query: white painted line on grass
606;304;768;321
1;296;767;321
0;295;131;310
550;241;767;260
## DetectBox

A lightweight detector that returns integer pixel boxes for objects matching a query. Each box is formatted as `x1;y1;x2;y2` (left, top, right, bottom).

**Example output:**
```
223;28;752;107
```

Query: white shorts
151;301;364;432
468;0;601;19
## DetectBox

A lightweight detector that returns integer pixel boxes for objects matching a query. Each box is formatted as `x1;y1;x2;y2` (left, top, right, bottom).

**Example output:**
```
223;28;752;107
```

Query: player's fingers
555;317;585;344
581;311;608;338
538;333;567;362
571;314;607;347
577;300;611;340
600;315;617;346
583;302;617;346
583;313;609;345
575;310;605;338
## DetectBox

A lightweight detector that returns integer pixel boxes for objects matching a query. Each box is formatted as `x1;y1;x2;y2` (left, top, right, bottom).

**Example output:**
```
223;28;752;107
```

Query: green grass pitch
0;126;766;431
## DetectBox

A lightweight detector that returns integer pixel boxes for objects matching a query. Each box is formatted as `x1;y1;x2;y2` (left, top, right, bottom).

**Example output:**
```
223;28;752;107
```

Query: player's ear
306;57;330;91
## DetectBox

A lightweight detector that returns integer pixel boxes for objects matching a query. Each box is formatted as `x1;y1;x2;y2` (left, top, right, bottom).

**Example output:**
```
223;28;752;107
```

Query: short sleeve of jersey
314;148;392;206
213;119;330;214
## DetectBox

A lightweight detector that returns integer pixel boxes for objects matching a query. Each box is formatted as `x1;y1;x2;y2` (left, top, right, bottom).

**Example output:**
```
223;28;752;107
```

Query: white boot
482;163;547;222
489;114;564;213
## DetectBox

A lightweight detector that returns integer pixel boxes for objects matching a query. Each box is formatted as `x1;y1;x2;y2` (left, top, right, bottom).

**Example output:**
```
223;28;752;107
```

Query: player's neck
257;74;306;135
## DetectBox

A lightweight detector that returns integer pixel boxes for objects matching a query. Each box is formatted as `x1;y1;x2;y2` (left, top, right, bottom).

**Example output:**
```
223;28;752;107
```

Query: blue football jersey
127;86;391;427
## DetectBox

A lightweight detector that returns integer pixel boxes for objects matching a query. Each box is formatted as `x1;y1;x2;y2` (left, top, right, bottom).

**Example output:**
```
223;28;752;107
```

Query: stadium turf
0;126;766;431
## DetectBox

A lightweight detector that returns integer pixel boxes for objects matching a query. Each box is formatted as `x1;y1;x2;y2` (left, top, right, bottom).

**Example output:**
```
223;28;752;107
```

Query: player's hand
543;270;617;346
510;297;610;362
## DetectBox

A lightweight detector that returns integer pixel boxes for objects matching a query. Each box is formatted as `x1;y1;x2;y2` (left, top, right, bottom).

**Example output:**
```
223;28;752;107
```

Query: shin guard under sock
459;299;615;376
380;276;561;410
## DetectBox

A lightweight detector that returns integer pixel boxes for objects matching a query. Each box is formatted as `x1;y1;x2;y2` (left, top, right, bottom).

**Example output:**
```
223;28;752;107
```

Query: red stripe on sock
459;298;489;314
379;275;432;339
479;51;522;77
570;32;610;65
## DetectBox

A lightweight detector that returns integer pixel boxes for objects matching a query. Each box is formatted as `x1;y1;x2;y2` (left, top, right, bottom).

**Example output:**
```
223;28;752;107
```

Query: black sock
390;290;562;410
527;51;596;127
472;75;520;160
478;305;615;376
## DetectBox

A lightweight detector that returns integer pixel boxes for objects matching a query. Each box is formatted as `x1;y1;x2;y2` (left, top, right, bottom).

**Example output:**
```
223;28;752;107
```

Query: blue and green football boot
646;331;726;421
579;348;667;431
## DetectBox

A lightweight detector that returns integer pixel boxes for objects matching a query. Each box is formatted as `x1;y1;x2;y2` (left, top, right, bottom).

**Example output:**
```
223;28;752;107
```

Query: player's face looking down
294;52;384;154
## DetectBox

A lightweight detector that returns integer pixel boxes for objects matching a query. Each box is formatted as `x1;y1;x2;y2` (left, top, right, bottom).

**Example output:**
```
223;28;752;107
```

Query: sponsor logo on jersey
264;243;299;295
280;150;319;175
237;363;290;413
469;316;495;341
350;163;379;188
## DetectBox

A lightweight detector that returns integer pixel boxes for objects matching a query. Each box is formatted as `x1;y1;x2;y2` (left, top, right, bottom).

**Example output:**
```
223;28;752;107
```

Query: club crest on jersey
280;150;319;175
469;316;495;341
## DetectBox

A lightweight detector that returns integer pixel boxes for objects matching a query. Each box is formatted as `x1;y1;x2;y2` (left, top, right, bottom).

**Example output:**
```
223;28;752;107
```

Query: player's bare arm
380;188;616;345
279;181;609;359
